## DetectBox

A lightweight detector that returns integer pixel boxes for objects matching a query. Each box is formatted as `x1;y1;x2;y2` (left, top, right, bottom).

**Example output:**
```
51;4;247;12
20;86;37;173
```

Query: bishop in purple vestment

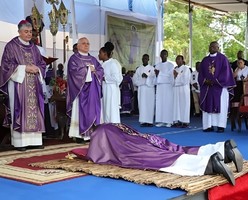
198;41;235;132
0;20;46;151
66;37;104;141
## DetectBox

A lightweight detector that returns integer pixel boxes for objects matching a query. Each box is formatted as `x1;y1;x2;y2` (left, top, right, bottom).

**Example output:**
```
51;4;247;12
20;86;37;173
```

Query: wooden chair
236;81;248;132
50;93;68;139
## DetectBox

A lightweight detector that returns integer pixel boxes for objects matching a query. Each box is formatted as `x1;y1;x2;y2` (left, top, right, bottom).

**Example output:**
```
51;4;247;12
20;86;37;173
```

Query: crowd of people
0;19;245;186
120;42;247;136
0;20;244;146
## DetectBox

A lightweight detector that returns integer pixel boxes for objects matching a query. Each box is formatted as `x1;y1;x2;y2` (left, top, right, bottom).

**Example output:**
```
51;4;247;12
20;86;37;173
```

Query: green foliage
163;0;246;67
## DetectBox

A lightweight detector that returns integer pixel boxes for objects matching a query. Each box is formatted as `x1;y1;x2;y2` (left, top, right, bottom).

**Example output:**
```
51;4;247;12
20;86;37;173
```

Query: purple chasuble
0;37;46;132
120;75;134;113
66;53;104;135
198;52;235;113
86;123;199;170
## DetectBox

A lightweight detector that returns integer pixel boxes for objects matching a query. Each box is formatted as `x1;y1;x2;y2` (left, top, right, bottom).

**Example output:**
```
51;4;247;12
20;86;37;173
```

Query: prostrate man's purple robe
71;123;227;175
66;53;104;134
0;37;46;133
198;52;235;113
87;123;199;170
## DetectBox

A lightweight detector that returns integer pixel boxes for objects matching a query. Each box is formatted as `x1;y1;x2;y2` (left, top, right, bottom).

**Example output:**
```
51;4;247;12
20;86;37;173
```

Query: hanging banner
107;15;156;71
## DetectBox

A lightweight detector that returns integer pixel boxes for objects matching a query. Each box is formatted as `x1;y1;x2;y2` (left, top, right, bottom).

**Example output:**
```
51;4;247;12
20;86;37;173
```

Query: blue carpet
0;115;247;200
0;176;185;200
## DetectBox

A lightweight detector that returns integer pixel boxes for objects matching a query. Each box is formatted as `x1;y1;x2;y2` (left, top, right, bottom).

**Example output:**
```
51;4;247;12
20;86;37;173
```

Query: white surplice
160;142;225;176
173;65;191;124
155;61;175;124
133;64;156;124
102;58;123;123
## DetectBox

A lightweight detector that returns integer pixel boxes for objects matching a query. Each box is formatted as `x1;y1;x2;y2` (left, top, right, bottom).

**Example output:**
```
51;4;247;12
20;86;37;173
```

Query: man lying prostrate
71;123;243;185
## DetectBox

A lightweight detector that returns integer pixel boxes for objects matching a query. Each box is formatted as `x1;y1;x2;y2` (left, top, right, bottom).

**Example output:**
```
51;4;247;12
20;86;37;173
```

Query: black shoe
140;123;146;127
217;127;225;133
171;123;181;128
224;139;243;172
205;152;235;185
27;145;44;150
203;127;214;132
35;145;44;149
75;138;85;144
194;113;201;117
171;123;178;128
16;147;26;151
181;123;189;128
140;123;153;127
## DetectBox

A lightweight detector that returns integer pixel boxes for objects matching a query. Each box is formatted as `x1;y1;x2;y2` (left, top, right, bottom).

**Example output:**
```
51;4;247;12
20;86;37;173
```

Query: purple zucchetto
18;20;32;30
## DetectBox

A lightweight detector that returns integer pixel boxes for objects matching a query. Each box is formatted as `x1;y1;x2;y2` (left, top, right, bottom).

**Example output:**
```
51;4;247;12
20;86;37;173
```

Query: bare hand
192;83;198;90
173;70;178;78
142;73;148;78
154;69;159;76
26;64;39;74
89;64;96;72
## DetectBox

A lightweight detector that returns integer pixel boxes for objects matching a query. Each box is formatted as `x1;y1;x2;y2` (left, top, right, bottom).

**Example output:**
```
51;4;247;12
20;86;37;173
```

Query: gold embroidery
208;61;215;75
114;123;149;139
18;42;34;65
18;42;43;131
24;52;33;65
26;73;38;130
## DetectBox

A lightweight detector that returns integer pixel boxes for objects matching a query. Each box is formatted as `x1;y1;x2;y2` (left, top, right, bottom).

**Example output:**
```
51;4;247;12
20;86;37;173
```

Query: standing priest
198;41;236;133
0;20;46;151
66;37;104;142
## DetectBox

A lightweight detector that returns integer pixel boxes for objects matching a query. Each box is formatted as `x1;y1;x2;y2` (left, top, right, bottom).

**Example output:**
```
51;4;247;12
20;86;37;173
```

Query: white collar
209;52;217;57
18;37;30;45
79;52;88;56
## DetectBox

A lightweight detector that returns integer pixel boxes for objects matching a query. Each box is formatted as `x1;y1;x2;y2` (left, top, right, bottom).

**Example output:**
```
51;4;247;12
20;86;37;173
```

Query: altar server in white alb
99;42;123;123
172;55;191;127
154;49;175;127
133;54;156;127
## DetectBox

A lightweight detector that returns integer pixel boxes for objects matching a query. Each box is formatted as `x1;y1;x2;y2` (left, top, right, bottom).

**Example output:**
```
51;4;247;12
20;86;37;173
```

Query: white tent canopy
182;0;248;12
181;0;248;65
